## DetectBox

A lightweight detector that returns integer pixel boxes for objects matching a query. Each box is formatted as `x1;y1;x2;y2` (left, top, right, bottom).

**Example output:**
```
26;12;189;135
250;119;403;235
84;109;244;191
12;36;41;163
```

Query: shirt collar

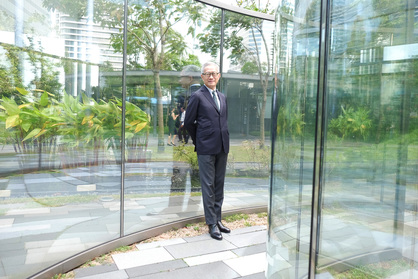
204;84;217;94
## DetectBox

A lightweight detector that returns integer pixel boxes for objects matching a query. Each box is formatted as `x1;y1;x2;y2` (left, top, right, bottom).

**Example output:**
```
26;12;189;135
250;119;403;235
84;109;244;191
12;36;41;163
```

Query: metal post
219;9;225;92
120;0;129;237
308;0;331;276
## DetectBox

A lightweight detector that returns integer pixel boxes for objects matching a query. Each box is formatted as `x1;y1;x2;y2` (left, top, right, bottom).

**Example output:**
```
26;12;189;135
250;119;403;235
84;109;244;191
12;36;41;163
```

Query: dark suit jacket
184;86;229;155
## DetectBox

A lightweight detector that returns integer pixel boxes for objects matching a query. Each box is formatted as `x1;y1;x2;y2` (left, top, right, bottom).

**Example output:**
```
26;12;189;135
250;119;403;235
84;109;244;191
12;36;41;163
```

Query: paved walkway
73;226;268;279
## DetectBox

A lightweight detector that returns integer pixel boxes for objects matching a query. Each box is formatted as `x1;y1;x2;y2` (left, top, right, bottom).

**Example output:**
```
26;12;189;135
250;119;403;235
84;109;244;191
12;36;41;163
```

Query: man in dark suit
184;62;230;240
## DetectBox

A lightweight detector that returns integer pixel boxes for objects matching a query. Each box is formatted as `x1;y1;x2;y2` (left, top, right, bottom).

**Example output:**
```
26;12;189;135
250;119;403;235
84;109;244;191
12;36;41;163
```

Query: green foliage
0;89;150;169
241;140;270;173
0;88;63;170
197;1;274;147
241;61;258;74
173;144;198;170
244;221;253;227
112;246;133;253
257;212;268;218
109;0;203;71
276;100;305;141
329;106;372;141
328;258;414;279
42;0;204;148
224;213;249;222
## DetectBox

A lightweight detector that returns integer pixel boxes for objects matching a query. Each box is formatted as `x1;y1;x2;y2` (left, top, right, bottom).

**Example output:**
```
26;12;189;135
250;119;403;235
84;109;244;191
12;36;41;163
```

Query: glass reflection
268;0;320;277
0;0;124;277
0;0;273;278
122;3;272;235
270;0;417;277
319;0;417;277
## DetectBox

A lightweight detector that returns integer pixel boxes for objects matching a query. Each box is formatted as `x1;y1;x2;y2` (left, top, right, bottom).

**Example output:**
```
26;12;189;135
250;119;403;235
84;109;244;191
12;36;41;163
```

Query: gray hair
201;62;219;74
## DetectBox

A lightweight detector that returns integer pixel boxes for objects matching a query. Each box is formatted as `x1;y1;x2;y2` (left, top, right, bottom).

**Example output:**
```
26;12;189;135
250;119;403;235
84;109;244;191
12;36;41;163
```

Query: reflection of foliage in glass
241;61;258;74
109;0;203;147
406;59;418;136
198;4;274;147
275;100;305;179
329;106;372;141
0;11;14;31
0;43;62;102
26;38;62;100
0;88;63;169
0;89;150;169
241;140;270;173
173;144;198;170
0;45;24;101
43;0;203;148
276;101;305;141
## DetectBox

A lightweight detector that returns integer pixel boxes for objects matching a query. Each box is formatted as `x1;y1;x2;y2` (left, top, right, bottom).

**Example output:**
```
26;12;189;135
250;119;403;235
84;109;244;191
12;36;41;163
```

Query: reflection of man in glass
178;65;201;144
179;65;201;105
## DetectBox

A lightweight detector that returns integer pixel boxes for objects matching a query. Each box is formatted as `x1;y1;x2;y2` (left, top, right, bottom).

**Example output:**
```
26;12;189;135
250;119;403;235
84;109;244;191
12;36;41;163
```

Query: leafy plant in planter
56;92;101;168
329;106;372;141
173;144;200;191
1;89;150;171
58;93;150;166
0;88;63;171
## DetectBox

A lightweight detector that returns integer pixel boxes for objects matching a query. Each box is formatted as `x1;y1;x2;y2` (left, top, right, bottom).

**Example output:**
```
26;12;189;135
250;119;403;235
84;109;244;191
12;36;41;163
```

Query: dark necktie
212;91;220;110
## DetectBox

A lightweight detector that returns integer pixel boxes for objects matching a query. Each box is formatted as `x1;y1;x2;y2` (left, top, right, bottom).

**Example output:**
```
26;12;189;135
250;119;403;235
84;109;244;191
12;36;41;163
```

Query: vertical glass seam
309;0;331;276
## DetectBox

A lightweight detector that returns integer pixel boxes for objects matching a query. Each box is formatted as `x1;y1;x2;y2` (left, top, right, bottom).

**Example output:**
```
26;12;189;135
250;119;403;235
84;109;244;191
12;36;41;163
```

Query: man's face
201;64;220;90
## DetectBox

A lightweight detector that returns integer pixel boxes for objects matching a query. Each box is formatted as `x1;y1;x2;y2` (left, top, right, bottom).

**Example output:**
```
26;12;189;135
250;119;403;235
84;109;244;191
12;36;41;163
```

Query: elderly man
184;62;230;240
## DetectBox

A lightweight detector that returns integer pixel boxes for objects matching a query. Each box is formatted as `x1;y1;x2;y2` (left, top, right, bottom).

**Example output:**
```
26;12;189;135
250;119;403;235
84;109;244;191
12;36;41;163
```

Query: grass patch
327;258;415;279
257;212;268;218
244;221;253;227
224;213;249;222
112;246;133;253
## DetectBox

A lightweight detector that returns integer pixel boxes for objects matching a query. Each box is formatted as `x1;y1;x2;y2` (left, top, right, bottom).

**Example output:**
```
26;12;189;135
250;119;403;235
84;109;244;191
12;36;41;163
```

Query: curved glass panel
319;0;417;277
268;0;321;277
269;0;417;277
0;1;272;277
121;2;272;235
0;0;123;277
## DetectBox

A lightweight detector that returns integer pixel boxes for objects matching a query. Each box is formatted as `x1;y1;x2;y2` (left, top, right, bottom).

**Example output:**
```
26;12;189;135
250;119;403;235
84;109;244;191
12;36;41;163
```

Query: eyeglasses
201;72;219;77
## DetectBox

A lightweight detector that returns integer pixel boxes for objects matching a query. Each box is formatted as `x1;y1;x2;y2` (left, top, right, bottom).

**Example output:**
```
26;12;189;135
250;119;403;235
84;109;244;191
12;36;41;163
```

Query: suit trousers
197;152;228;225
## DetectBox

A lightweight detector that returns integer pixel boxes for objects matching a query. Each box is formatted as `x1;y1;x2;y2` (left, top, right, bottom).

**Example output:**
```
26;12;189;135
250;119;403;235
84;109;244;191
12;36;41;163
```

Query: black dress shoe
208;224;222;240
217;221;231;233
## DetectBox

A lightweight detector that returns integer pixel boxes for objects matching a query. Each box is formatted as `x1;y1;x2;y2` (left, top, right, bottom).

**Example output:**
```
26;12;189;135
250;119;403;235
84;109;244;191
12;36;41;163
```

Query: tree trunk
259;85;267;147
153;70;165;151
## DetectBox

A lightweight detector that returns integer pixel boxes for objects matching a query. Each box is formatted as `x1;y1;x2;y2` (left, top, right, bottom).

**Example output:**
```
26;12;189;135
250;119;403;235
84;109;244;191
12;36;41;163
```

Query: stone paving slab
74;264;118;278
124;259;187;278
129;261;240;279
74;227;269;279
225;252;267;276
232;243;267;257
224;230;267;248
164;238;237;259
112;247;175;270
183;250;237;266
76;270;129;279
